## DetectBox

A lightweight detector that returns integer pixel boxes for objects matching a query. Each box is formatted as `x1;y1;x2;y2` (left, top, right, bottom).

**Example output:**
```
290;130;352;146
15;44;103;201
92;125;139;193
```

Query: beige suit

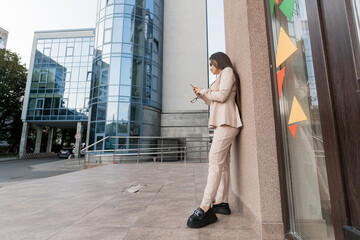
199;67;242;207
200;67;242;129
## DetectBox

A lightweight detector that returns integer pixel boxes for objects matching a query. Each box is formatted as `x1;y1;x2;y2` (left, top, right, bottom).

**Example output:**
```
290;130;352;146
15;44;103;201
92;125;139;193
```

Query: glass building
0;27;8;49
20;0;164;154
0;38;5;49
89;0;163;150
25;35;94;123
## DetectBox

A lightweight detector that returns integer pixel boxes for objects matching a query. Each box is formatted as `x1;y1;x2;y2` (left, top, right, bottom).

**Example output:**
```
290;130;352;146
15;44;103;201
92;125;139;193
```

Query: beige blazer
200;67;242;129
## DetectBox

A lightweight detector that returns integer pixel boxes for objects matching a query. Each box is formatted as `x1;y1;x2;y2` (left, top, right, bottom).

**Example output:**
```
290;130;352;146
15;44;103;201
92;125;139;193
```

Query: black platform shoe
213;202;231;215
187;207;218;228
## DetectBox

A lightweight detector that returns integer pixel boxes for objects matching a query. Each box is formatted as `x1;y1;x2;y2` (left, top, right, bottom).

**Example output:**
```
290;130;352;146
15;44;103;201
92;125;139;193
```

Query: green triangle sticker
279;0;295;21
270;0;275;18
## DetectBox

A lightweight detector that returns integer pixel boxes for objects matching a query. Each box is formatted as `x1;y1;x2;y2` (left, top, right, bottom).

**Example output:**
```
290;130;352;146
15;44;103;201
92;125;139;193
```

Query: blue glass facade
0;38;4;49
26;37;95;122
89;0;163;149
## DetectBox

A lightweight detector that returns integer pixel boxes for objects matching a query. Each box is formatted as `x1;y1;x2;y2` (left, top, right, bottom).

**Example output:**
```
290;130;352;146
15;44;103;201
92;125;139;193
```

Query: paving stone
0;162;259;239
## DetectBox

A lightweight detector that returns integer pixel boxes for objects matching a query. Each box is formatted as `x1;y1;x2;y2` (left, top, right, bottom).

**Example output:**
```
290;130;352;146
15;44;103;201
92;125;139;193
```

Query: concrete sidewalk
0;162;259;240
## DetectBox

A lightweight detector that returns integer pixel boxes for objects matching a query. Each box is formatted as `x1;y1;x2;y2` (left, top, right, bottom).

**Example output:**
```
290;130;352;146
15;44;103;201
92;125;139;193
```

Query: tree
0;49;27;152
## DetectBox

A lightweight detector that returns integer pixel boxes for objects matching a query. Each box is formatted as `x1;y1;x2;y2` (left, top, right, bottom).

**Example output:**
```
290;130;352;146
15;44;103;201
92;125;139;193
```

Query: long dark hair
209;52;241;114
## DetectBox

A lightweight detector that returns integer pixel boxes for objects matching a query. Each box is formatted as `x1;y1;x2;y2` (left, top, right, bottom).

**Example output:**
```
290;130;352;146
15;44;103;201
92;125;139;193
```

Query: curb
0;157;18;162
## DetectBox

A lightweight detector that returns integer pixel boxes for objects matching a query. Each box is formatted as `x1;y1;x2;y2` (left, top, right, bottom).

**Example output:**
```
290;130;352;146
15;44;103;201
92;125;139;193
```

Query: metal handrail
82;136;211;164
80;136;110;154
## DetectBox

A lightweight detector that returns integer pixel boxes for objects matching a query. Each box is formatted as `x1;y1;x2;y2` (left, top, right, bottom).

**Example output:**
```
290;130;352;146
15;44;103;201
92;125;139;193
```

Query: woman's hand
193;86;203;96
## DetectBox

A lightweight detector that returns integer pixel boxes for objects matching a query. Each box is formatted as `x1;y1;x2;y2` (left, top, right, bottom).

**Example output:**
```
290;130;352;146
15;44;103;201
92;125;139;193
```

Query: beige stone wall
161;0;209;140
162;0;208;112
224;0;283;238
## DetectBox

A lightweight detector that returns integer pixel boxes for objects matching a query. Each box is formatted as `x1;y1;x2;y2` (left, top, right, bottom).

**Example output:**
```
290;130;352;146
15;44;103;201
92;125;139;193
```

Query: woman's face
209;60;222;75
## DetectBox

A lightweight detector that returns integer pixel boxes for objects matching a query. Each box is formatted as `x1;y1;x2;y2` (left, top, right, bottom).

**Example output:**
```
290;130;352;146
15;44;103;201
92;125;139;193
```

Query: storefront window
270;0;335;239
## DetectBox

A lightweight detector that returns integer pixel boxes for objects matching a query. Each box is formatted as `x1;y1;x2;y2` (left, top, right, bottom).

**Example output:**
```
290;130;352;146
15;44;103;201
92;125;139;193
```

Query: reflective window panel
26;36;95;122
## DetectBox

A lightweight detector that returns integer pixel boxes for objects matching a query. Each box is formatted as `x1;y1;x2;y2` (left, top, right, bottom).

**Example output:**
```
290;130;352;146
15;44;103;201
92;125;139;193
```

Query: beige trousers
201;125;240;207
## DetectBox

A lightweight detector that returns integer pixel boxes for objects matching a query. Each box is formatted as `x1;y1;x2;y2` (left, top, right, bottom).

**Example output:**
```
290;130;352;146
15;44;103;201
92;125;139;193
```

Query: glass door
269;0;335;239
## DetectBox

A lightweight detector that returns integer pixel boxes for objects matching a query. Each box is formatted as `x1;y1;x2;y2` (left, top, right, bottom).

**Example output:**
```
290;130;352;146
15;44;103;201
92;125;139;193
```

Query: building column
19;122;29;158
86;106;91;148
46;127;54;152
224;0;283;239
74;122;83;158
34;126;43;153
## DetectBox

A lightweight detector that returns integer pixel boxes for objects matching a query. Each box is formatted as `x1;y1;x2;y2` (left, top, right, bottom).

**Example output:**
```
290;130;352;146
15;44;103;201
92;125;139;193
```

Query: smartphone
190;82;195;87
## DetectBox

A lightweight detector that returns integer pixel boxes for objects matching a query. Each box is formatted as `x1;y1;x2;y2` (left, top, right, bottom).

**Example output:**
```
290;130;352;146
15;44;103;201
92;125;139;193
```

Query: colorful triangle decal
275;0;279;4
279;0;295;21
270;0;275;18
276;27;297;68
288;96;308;125
277;67;286;99
289;124;298;138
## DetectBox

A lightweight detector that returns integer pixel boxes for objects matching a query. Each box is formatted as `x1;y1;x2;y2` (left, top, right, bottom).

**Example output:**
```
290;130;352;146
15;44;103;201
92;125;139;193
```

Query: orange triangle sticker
275;0;279;4
288;96;308;125
289;124;298;138
277;67;286;99
276;27;297;68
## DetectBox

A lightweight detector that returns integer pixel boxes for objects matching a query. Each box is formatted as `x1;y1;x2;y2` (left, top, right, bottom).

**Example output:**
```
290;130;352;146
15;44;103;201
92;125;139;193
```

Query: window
112;18;124;42
60;98;68;108
87;71;92;81
106;102;118;121
105;18;113;29
74;42;82;56
120;57;132;85
104;29;112;43
130;122;140;136
43;47;51;56
146;0;154;13
65;72;71;82
66;47;74;56
125;0;135;5
89;46;94;55
109;57;121;84
270;1;335;238
101;69;109;85
122;18;132;43
0;37;4;49
154;3;160;18
153;38;159;52
97;103;107;120
44;98;52;108
52;98;60;108
118;103;129;121
39;72;48;82
28;99;36;109
36;99;44;108
130;104;141;121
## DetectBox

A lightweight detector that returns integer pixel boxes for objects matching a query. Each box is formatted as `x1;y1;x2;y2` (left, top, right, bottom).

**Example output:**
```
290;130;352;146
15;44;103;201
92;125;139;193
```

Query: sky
207;0;226;82
0;0;98;67
0;0;225;82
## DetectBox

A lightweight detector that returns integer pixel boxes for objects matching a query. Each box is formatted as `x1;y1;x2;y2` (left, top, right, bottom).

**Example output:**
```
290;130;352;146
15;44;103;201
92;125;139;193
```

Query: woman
187;52;242;228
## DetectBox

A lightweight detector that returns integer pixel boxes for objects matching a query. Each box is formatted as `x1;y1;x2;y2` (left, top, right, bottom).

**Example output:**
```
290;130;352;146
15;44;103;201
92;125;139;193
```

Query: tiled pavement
0;162;259;240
